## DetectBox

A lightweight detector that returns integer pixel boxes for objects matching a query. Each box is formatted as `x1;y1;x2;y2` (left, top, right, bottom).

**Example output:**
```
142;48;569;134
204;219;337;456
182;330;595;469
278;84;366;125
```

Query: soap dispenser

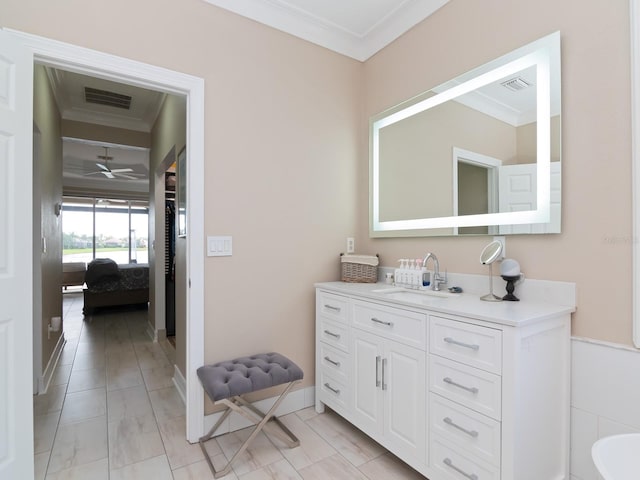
395;260;404;286
417;258;427;289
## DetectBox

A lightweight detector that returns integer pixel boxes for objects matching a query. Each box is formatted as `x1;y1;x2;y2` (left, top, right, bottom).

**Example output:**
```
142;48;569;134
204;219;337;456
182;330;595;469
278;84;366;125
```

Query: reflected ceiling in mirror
370;32;561;237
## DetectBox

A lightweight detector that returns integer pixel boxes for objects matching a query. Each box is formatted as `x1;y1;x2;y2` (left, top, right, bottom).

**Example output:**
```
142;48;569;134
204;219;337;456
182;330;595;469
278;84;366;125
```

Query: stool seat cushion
197;352;303;402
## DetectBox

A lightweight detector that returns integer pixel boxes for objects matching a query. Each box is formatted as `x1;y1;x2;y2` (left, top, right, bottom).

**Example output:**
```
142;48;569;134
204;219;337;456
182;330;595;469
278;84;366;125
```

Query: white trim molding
202;0;449;61
632;0;640;348
38;334;65;395
173;365;187;405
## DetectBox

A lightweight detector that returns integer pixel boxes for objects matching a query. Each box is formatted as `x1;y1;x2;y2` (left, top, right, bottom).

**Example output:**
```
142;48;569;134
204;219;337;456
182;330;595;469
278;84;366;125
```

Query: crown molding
202;0;449;61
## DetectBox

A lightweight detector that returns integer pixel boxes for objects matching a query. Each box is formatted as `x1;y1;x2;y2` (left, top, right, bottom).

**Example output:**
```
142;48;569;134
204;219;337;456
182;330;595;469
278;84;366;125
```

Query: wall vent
500;77;533;92
84;87;132;109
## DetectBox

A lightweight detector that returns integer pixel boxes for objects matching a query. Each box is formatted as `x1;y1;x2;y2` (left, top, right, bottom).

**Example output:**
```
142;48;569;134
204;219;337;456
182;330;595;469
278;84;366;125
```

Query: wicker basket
341;254;379;283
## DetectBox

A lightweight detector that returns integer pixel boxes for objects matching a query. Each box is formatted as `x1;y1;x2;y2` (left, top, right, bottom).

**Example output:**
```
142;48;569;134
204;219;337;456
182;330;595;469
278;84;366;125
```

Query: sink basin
371;287;458;298
592;434;640;480
370;287;458;305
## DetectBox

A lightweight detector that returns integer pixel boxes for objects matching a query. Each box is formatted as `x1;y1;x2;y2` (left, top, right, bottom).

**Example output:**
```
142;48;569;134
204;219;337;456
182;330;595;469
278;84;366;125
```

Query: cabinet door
352;329;384;437
384;341;427;465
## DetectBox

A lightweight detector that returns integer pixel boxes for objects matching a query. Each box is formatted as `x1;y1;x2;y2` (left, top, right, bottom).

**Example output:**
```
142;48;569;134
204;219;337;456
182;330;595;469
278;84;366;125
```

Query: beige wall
362;0;632;345
62;119;150;148
515;115;561;164
33;64;63;374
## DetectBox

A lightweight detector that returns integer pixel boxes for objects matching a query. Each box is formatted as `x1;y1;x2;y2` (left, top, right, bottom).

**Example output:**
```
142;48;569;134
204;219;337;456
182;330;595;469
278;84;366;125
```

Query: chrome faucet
422;252;447;291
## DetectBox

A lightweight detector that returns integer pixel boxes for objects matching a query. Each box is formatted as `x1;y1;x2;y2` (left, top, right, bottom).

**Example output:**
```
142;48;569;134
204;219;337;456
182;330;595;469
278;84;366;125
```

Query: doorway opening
15;29;206;444
452;147;502;235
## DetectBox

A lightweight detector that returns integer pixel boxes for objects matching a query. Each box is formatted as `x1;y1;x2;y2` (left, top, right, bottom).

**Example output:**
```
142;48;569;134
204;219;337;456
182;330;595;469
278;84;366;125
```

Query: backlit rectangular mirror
370;31;561;237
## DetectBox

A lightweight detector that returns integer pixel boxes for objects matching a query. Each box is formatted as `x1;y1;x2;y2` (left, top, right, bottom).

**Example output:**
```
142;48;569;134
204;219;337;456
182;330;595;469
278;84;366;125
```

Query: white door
498;163;537;234
499;162;561;234
384;341;426;465
0;30;35;479
352;329;383;438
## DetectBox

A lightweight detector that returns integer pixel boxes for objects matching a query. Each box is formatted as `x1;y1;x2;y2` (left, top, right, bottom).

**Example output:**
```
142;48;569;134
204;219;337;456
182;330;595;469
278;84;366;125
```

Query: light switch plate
207;236;232;257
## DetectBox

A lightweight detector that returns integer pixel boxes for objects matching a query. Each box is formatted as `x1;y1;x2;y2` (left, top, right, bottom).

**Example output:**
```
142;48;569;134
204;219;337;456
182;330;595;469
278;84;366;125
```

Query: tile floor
33;292;425;479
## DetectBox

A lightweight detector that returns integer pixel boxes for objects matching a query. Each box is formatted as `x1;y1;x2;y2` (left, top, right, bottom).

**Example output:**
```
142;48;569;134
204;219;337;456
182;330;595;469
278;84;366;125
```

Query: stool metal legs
199;381;300;478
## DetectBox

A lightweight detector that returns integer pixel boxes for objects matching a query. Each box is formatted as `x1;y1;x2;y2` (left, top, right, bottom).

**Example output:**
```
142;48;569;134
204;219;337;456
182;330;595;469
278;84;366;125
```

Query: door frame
7;28;206;442
452;147;502;235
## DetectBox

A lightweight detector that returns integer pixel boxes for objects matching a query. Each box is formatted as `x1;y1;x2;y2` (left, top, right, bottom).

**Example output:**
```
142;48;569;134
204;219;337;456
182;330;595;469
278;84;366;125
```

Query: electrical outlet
493;236;506;260
346;237;355;253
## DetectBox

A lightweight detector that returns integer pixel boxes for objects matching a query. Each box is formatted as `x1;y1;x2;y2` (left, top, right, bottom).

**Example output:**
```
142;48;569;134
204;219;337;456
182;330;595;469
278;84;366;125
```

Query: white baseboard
202;386;316;436
146;321;167;343
38;333;66;395
173;364;187;405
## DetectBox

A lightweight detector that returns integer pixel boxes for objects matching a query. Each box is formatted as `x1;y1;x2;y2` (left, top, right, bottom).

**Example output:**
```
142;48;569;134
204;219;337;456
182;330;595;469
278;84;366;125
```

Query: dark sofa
83;258;149;315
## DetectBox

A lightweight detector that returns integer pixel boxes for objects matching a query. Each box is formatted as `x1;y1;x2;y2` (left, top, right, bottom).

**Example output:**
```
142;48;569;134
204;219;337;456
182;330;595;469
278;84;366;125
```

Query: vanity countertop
315;281;575;327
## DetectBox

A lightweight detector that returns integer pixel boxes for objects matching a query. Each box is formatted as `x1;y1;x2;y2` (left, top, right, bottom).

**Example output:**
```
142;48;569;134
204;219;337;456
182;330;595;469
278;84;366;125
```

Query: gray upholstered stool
197;352;304;478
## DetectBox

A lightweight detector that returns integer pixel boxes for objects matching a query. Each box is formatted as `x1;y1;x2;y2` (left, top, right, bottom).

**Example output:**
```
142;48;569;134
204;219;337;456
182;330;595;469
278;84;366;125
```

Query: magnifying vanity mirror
370;31;561;237
480;240;504;302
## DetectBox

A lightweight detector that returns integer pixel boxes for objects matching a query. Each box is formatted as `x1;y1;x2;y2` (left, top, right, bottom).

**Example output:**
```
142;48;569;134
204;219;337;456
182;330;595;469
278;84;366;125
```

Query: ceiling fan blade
84;171;103;176
110;168;134;173
96;162;110;172
102;171;115;179
115;174;139;180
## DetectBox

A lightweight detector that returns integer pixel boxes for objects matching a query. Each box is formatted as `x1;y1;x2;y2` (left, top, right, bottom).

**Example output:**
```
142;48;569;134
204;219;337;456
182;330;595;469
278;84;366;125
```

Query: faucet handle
434;270;448;290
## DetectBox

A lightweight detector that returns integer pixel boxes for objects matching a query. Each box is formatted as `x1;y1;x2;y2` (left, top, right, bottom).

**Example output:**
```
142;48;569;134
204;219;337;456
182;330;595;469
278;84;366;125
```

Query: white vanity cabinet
351;301;427;467
315;282;573;480
316;290;352;417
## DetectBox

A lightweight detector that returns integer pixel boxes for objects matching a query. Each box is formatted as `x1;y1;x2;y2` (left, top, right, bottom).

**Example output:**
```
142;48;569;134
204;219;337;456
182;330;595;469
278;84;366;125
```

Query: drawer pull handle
324;356;341;367
324;330;341;339
443;377;479;394
382;358;388;391
371;317;394;327
376;356;381;387
443;417;479;438
324;383;340;395
444;337;480;351
324;304;341;312
443;458;478;480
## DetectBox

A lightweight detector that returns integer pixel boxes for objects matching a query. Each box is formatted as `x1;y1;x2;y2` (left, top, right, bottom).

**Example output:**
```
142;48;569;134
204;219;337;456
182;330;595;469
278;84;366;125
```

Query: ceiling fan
86;147;144;180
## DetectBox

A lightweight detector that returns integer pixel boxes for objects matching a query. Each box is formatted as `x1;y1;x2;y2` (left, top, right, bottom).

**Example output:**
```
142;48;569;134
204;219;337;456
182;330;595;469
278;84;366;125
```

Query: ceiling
62;138;150;196
202;0;450;61
46;68;165;195
47;68;165;133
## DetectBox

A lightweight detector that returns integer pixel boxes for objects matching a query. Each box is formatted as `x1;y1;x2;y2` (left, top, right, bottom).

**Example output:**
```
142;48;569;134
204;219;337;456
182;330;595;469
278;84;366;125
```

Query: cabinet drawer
430;355;502;421
353;300;426;349
431;435;500;480
319;371;350;412
318;317;350;352
430;393;501;467
430;316;502;375
318;343;350;383
317;291;349;322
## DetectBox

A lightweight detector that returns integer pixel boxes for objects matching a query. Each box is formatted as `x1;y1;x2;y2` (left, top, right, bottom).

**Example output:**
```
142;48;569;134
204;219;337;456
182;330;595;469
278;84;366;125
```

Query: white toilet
592;434;640;480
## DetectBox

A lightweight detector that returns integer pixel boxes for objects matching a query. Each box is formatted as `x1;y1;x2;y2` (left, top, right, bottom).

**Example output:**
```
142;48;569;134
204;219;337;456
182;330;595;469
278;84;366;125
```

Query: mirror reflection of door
499;162;561;234
458;163;490;234
453;148;501;235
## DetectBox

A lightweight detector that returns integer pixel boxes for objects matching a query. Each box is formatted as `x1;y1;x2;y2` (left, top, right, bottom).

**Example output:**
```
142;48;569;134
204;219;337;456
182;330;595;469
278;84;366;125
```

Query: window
62;197;149;264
